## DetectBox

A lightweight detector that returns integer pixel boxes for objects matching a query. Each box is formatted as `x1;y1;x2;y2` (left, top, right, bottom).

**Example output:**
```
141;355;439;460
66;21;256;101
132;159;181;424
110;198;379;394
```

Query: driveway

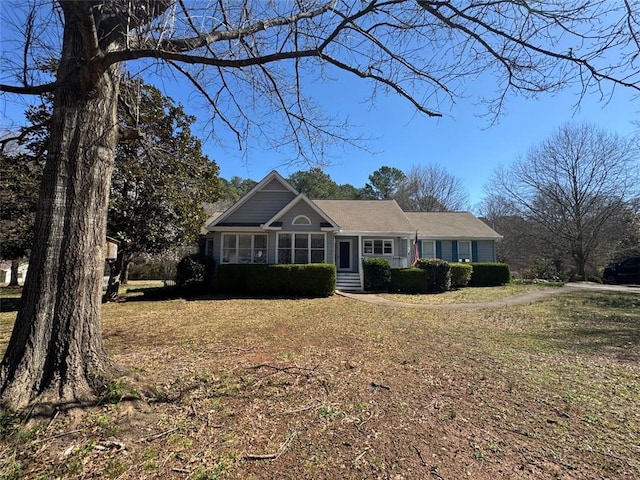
337;281;639;310
564;281;640;294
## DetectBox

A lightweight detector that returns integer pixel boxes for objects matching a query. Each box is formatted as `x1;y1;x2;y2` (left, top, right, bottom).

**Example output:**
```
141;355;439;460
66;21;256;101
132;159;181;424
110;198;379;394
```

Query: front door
337;240;351;270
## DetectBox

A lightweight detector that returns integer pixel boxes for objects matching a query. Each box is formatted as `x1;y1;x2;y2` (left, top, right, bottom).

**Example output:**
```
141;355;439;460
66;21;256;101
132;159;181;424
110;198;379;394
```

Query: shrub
468;263;510;286
216;264;335;297
450;263;473;288
175;254;215;288
415;258;451;292
389;268;429;293
362;257;392;291
290;264;336;297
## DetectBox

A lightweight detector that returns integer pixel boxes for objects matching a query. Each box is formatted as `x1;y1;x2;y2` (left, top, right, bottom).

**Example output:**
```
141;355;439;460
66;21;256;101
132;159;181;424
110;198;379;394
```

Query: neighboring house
202;171;502;291
0;261;28;285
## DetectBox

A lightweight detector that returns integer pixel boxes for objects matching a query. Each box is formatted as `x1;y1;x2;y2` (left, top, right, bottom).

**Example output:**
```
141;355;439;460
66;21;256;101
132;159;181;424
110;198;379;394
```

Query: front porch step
336;273;362;291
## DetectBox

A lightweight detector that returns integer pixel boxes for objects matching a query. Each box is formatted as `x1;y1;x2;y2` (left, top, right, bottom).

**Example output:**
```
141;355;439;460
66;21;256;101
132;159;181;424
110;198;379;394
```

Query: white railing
361;256;408;268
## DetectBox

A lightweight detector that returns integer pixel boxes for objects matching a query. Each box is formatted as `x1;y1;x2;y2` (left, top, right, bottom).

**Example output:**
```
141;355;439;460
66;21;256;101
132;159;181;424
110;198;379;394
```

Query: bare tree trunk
0;19;120;409
104;257;122;302
121;256;131;285
8;260;20;287
104;251;131;301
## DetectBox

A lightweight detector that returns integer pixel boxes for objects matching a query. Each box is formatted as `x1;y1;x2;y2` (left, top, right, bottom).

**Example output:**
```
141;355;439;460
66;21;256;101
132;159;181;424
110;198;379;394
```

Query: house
202;171;502;291
0;261;29;285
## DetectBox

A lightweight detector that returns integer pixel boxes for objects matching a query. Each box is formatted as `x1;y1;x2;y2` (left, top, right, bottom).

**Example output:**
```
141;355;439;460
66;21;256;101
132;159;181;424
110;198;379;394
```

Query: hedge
415;258;451;292
450;263;473;289
468;262;510;286
389;268;429;293
216;263;336;297
362;257;391;291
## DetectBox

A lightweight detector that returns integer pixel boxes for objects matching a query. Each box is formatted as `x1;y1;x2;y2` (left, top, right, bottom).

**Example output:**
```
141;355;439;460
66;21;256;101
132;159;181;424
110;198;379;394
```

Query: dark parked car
603;257;640;284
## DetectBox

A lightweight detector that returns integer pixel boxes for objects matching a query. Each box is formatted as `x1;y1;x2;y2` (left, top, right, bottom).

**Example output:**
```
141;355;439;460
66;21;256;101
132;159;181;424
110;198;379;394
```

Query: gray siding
326;233;335;264
475;240;495;262
267;231;278;263
221;190;295;225
212;233;221;264
441;241;453;262
278;201;327;231
398;238;408;258
262;178;291;191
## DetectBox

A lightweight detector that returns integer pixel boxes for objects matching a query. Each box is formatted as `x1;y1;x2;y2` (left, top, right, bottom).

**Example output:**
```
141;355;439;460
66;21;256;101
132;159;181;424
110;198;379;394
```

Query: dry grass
1;287;639;479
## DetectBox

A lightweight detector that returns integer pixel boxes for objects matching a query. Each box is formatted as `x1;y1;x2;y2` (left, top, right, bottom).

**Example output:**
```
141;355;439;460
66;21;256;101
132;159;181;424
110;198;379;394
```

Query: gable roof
313;199;415;234
404;211;502;240
264;194;339;230
207;171;297;228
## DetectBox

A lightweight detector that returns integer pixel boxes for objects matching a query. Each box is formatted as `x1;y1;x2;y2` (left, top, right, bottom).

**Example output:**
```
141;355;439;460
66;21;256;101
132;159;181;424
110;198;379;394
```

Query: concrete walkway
336;282;639;310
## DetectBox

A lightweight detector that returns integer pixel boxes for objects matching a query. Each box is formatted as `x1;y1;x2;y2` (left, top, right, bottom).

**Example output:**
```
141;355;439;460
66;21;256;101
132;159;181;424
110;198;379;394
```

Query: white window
221;234;268;264
277;233;325;263
363;239;393;256
422;240;436;259
458;241;472;262
292;215;311;225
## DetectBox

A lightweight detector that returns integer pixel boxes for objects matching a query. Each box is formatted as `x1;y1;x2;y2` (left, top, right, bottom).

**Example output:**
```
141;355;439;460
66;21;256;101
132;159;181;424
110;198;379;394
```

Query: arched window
292;215;311;225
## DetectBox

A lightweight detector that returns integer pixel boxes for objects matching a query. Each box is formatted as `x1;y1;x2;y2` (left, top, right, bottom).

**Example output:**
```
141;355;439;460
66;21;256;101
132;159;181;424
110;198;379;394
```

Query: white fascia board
209;226;266;232
337;230;415;236
417;235;503;240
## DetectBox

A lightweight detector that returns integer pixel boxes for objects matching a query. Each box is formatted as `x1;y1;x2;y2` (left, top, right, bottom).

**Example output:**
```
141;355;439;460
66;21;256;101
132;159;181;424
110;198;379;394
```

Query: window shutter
435;241;442;259
452;241;458;262
472;241;478;262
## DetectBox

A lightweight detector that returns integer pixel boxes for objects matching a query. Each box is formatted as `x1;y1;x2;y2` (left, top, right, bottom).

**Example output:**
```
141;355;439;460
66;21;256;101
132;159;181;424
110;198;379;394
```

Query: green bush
389;268;429;293
362;257;392;291
175;254;215;288
450;263;473;289
415;258;451;292
468;263;510;286
216;264;335;297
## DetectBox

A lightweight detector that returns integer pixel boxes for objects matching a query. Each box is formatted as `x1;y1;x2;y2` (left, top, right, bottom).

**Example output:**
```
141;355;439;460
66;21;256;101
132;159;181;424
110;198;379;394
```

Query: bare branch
0;82;57;94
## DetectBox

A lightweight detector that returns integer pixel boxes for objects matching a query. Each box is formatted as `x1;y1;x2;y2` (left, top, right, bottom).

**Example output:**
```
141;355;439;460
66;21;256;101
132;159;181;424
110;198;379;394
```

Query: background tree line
5;120;638;289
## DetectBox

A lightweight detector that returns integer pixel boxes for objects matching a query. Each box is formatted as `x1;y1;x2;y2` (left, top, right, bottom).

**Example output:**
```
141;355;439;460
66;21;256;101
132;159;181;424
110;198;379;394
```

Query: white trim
357;234;363;288
363;238;394;256
418;235;500;241
338;230;415;236
212;226;266;232
292;215;312;225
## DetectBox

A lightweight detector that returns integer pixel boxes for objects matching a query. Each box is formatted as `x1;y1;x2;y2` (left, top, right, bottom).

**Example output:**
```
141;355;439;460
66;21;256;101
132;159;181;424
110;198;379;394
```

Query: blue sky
4;72;636;212
182;72;638;211
2;4;638;213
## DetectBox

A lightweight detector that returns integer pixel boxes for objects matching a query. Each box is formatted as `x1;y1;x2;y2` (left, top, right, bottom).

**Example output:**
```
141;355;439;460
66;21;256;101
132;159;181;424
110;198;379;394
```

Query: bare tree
395;164;469;211
477;193;537;273
490;122;639;280
1;0;640;408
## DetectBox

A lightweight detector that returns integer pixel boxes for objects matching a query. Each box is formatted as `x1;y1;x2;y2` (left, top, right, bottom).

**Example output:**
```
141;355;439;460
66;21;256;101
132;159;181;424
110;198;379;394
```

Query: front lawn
1;289;638;479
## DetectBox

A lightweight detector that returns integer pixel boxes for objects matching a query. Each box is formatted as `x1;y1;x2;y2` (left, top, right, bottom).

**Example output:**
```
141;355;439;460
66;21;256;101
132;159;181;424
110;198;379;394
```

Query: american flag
411;231;419;266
